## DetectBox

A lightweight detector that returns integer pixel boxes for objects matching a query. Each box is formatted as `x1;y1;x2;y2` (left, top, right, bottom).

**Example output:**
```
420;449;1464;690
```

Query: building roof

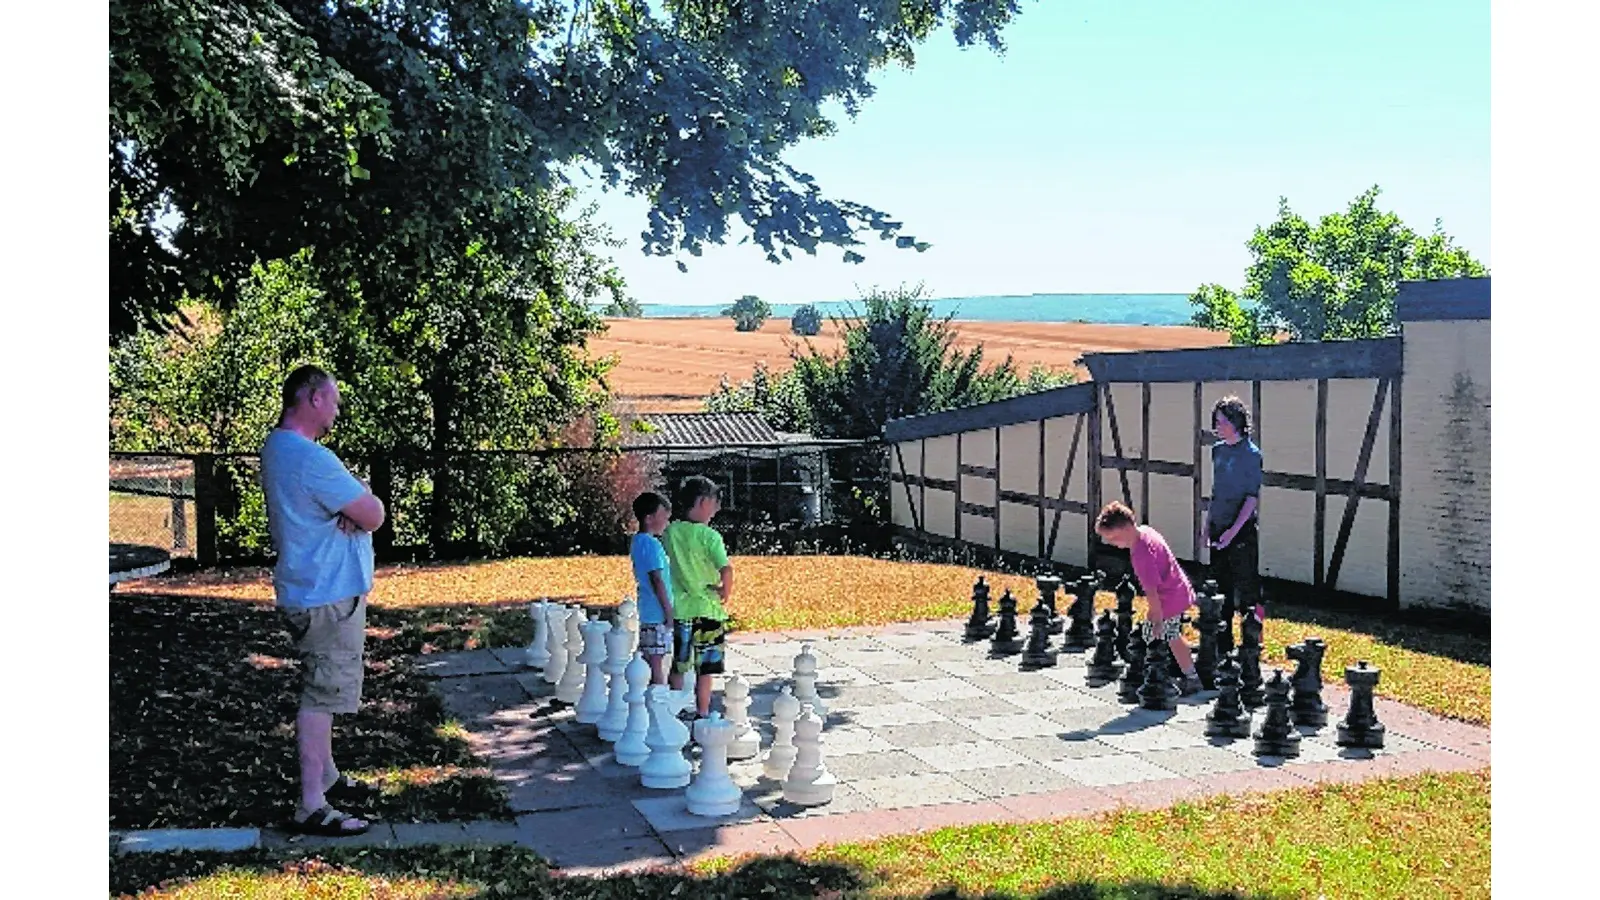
621;412;784;448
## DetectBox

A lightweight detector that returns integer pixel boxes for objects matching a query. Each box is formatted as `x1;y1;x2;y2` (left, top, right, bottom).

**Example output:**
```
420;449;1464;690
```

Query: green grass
109;772;1489;899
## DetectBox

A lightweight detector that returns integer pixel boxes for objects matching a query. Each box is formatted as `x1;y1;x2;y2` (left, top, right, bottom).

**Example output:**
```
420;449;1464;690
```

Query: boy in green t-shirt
661;475;734;719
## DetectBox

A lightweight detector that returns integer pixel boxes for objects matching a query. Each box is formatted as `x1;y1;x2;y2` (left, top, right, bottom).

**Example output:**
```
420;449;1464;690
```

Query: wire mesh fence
109;442;887;566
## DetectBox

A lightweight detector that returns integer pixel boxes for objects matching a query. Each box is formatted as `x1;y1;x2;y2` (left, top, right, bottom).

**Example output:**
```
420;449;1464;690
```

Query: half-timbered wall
885;278;1490;613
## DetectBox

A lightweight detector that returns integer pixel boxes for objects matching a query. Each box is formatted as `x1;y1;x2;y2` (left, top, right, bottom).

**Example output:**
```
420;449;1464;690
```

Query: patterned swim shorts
637;622;672;658
672;617;730;676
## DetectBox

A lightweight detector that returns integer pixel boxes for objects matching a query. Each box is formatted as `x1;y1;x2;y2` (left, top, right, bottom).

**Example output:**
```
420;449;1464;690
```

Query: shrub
791;303;822;336
723;294;771;331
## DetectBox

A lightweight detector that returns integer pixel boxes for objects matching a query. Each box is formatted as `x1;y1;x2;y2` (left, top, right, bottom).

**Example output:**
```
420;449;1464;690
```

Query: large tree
110;0;1029;335
1189;186;1487;344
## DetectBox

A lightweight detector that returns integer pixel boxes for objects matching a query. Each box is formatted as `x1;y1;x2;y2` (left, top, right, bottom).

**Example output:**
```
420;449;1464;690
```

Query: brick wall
1399;319;1491;612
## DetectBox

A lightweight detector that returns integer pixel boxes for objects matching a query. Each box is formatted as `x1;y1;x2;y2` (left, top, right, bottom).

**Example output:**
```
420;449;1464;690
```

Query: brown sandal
287;805;370;837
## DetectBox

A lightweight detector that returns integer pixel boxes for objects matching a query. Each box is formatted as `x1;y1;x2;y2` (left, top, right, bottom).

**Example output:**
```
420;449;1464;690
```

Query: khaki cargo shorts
282;595;367;714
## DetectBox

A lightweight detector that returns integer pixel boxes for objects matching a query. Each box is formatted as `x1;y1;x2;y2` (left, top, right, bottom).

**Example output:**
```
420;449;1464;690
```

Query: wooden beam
1082;337;1403;384
1252;380;1263;448
955;431;963;543
194;453;217;567
1314;379;1328;588
993;427;1002;551
1037;419;1047;558
1087;402;1103;572
1102;384;1133;507
959;464;997;478
883;382;1097;442
1046;413;1086;560
1100;456;1195;477
1262;471;1393;500
1192;382;1203;560
892;443;923;533
1388;374;1403;605
958;501;996;519
1327;378;1389;589
919;438;927;534
1004;490;1088;515
1140;382;1151;524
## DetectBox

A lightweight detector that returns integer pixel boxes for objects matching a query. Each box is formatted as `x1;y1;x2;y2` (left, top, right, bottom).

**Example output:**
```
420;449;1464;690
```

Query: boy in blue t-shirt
629;492;675;685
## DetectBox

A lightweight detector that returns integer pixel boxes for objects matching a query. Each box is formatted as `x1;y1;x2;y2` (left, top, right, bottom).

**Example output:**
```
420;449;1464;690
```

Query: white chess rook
613;654;652;766
541;603;569;685
597;626;633;741
762;686;802;781
685;713;744;817
555;608;587;704
640;684;692;789
722;675;761;761
525;599;551;669
782;705;836;806
574;615;612;724
792;643;829;720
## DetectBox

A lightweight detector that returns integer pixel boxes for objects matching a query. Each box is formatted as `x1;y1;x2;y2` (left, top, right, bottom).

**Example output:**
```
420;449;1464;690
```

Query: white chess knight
555;608;587;704
525;599;551;669
596;626;633;741
792;643;829;720
762;686;802;781
782;704;836;806
722;675;761;761
541;603;569;686
613;653;652;767
640;684;692;789
686;713;744;817
574;615;612;724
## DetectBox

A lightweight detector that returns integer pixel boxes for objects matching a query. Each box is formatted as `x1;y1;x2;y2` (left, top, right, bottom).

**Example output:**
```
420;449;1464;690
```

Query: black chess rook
1252;669;1302;757
1035;574;1065;635
964;576;996;641
1336;660;1386;749
1286;637;1329;728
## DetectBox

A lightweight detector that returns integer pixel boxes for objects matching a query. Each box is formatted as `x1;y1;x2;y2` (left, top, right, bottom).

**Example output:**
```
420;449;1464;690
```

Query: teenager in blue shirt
1206;396;1264;653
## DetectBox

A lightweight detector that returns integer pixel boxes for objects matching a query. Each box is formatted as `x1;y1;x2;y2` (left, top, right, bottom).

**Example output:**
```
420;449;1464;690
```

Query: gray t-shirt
1209;438;1263;539
260;429;374;609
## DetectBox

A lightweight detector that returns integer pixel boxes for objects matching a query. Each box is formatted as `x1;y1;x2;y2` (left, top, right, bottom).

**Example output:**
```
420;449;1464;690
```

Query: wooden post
1388;374;1403;606
194;453;217;567
993;426;1002;551
919;439;927;535
170;473;188;552
370;455;394;559
1037;418;1047;559
1314;379;1328;589
1087;404;1103;573
954;432;964;543
1140;382;1151;524
1191;382;1203;561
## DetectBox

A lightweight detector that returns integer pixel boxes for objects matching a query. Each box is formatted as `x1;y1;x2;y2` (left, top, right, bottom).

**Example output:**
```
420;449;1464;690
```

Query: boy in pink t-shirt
1094;501;1202;696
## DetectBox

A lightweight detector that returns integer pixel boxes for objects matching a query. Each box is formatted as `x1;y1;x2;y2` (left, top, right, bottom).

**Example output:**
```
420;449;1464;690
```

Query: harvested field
590;317;1231;413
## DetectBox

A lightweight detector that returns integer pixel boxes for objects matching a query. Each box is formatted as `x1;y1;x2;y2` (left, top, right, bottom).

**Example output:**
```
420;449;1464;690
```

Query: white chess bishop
762;686;802;781
639;684;692;789
541;603;569;686
685;713;743;817
782;704;836;806
792;643;829;720
721;675;761;761
554;608;587;704
525;599;551;669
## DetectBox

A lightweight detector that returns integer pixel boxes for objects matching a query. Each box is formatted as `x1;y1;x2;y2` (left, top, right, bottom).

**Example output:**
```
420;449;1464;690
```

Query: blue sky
578;0;1489;306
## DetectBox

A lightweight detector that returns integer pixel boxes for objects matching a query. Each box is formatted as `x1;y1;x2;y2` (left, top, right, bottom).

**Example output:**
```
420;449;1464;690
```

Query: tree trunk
428;369;454;555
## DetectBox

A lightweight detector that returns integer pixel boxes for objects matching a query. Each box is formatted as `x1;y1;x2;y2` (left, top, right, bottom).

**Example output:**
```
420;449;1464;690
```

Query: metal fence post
194;453;218;567
370;454;394;559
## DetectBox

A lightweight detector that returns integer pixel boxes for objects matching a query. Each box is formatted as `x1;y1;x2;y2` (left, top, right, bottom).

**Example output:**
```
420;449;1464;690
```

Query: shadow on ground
108;845;1274;899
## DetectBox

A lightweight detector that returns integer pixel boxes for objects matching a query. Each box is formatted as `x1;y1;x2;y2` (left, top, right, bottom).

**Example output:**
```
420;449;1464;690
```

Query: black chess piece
1065;574;1097;650
1336;660;1386;749
1204;653;1252;739
1035;574;1065;635
1200;577;1220;599
1193;592;1221;690
1085;610;1123;682
1286;637;1328;728
1117;625;1148;704
1137;634;1177;711
964;576;995;641
1113;574;1137;662
989;588;1023;656
1252;669;1302;757
1020;601;1058;670
1237;606;1266;708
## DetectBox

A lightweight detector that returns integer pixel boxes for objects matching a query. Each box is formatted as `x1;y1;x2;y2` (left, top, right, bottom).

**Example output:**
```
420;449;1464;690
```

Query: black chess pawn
1065;574;1097;650
1204;653;1253;739
1286;637;1329;728
1020;601;1058;670
1237;606;1266;708
1116;625;1148;704
989;588;1023;656
1200;577;1220;599
1113;574;1137;662
1035;574;1065;635
1085;610;1123;682
964;576;995;641
1336;660;1386;749
1252;669;1302;757
1137;635;1177;711
1193;593;1221;690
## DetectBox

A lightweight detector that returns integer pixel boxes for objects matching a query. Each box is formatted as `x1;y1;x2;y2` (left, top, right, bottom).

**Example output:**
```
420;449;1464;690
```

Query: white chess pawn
575;615;612;724
640;684;692;789
722;675;761;761
616;598;639;656
613;654;652;766
525;599;551;669
541;604;569;685
782;705;836;806
792;643;828;719
596;623;633;741
555;608;586;704
686;713;744;816
762;686;802;781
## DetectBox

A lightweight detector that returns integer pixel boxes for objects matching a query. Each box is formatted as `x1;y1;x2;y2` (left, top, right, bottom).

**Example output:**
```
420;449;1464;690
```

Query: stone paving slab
119;828;261;854
414;649;514;678
262;823;399;850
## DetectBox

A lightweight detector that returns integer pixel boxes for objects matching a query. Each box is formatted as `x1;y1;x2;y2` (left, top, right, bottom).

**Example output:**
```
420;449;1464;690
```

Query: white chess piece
762;686;802;781
722;675;761;761
555;608;586;704
686;713;743;816
596;623;633;741
640;684;692;789
616;598;639;656
782;705;837;806
525;599;551;669
613;654;652;766
792;643;829;719
541;603;568;685
575;615;612;724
